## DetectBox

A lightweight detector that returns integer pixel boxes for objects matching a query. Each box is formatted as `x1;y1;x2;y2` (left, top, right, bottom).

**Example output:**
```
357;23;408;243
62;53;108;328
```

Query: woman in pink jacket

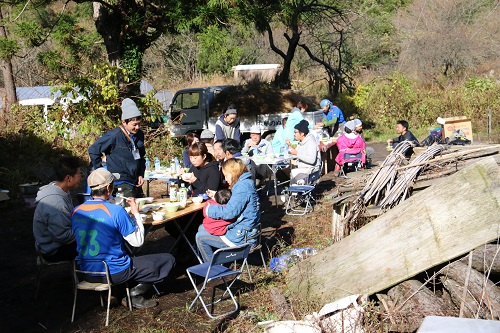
334;120;366;176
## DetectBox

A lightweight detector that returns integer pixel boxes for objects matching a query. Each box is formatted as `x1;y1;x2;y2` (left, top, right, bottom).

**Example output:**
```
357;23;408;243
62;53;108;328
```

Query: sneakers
122;296;157;309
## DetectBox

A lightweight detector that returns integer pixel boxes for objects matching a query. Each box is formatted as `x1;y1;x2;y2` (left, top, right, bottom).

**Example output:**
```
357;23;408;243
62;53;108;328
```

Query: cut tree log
287;157;500;303
458;244;500;275
440;276;487;319
442;261;500;319
385;280;457;332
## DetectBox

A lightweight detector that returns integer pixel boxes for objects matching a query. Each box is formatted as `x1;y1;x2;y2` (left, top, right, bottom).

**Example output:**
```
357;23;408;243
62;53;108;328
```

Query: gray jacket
296;133;321;170
33;182;75;255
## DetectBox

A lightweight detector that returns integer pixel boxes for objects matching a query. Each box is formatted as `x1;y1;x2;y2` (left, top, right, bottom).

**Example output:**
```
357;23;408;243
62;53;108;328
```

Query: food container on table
152;211;166;221
164;202;180;213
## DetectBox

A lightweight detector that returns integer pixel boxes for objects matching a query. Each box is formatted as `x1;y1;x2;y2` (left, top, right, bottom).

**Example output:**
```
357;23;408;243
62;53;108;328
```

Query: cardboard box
441;116;473;142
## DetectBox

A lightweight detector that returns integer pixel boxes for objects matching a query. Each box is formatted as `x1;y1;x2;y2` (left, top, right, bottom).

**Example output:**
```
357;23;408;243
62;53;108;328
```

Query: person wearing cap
334;120;367;176
33;156;82;262
315;99;345;137
214;105;241;142
242;125;272;156
72;168;175;309
199;129;215;156
88;98;146;198
353;118;374;168
182;133;199;169
285;119;321;184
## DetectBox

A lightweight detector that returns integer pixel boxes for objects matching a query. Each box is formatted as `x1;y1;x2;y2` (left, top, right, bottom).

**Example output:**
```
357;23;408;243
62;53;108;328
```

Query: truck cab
168;86;228;137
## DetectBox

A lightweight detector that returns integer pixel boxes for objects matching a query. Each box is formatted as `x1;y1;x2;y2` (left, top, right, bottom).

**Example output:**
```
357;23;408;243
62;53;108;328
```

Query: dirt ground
0;143;389;333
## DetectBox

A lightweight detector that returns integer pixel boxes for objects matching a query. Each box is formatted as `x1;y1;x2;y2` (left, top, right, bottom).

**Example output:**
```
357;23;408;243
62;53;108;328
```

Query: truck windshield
172;92;200;111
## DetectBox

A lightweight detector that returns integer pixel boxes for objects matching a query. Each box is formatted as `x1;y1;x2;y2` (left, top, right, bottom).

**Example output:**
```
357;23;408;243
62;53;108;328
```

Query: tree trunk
459;244;500;275
386;280;458;332
0;7;17;121
92;3;141;96
275;31;300;89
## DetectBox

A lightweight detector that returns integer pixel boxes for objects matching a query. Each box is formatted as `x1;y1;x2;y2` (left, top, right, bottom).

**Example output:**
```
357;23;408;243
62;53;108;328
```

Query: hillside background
0;0;499;193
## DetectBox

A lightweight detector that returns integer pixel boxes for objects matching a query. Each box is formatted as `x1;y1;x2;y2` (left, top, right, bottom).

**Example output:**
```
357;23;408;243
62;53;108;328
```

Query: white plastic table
253;155;292;206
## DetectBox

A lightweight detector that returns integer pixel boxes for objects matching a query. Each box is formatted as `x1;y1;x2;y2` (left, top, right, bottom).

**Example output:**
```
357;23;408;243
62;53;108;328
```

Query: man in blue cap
314;99;345;137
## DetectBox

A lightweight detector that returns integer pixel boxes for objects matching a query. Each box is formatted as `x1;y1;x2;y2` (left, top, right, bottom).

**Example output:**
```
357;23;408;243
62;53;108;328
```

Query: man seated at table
242;125;273;183
72;168;175;309
285;119;321;184
387;120;419;159
222;139;258;184
33;156;82;262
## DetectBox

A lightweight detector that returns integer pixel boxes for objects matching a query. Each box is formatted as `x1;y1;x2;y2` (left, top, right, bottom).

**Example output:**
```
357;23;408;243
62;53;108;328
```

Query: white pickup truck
168;86;324;140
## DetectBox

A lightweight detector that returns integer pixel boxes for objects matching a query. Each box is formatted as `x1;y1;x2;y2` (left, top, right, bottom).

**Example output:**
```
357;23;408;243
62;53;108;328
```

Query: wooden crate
441;116;473;142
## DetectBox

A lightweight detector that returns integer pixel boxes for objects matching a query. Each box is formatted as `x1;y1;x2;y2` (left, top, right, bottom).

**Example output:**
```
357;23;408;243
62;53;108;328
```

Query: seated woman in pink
202;189;235;236
334;120;366;176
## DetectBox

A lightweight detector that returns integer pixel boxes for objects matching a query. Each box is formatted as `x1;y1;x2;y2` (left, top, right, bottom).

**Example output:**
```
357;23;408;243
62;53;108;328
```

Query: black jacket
189;160;221;196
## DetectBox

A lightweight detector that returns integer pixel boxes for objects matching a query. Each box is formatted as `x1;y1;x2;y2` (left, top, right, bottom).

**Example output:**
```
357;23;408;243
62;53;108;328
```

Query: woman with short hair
195;158;260;262
183;142;220;196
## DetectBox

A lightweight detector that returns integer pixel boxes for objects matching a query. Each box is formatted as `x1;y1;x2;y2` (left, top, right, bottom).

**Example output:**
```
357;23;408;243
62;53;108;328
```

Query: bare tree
395;0;500;81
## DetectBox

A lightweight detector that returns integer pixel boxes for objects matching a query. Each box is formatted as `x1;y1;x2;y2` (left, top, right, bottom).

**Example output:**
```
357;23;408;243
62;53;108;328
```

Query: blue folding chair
339;152;363;178
186;244;251;319
283;166;322;215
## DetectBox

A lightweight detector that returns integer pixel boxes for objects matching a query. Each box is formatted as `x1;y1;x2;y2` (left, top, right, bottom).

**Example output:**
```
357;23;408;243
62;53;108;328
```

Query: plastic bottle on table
170;159;176;175
154;157;161;172
145;157;151;172
174;157;181;174
169;184;178;202
178;183;188;203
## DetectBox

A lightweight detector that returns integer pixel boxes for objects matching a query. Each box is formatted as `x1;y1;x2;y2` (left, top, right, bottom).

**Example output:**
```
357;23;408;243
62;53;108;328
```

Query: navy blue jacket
88;126;146;185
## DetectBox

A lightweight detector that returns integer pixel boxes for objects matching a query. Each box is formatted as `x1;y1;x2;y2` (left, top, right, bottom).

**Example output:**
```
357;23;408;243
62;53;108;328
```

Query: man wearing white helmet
315;99;346;137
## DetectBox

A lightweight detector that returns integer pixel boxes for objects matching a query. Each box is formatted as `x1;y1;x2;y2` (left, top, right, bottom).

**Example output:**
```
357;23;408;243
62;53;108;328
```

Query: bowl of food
152;211;166;221
164;202;180;213
136;198;148;207
181;173;193;181
291;142;298;148
254;155;265;162
192;196;204;204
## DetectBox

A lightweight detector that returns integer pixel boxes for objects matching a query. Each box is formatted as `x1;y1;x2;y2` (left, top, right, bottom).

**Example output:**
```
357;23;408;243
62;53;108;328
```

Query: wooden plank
287;157;500;303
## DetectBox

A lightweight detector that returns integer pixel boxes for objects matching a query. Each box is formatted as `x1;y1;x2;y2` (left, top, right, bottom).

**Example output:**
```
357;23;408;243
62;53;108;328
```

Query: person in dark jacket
387;120;419;158
88;98;146;198
214;106;241;142
182;142;220;196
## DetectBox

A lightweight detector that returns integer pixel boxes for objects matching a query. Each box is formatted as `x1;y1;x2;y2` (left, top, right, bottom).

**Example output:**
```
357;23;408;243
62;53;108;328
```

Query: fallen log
287;157;500;303
440;276;487;319
459;244;500;275
442;261;500;319
385;280;457;332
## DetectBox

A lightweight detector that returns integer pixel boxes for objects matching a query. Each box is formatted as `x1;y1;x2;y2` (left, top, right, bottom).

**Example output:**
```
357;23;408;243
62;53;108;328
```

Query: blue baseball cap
320;99;331;108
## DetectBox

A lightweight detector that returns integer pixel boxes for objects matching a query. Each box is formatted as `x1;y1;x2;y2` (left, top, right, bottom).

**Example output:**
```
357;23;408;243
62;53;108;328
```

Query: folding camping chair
71;259;132;326
186;244;251;319
339;152;363;178
282;165;322;216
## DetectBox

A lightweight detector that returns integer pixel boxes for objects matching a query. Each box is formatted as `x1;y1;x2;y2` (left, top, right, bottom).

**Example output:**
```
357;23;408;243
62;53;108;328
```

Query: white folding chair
186;244;251;319
71;259;132;326
283;166;322;216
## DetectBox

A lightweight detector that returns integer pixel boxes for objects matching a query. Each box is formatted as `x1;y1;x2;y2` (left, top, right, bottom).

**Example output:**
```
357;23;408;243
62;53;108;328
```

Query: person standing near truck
214;106;241;143
88;98;146;198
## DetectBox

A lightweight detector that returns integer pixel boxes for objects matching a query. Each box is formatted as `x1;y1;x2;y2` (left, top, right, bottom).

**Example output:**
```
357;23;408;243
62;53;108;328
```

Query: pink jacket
335;134;366;165
202;200;235;236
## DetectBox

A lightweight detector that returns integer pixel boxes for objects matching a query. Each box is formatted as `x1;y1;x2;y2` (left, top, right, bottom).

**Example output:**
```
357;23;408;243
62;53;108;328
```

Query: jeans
195;224;229;262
